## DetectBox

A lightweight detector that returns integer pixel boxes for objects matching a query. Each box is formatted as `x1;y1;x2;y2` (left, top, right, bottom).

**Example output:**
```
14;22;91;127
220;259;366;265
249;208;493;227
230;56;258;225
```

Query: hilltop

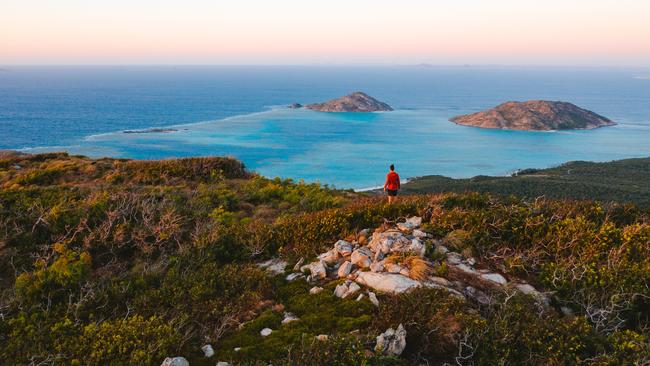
0;153;648;365
450;100;616;131
306;92;393;112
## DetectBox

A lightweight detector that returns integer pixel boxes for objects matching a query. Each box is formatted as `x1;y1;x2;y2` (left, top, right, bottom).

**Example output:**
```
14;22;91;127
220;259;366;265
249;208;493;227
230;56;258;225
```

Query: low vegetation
0;153;648;365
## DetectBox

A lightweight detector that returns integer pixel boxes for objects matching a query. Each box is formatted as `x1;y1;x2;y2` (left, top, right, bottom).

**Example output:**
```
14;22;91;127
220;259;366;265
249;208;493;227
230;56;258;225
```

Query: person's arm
397;173;401;189
383;174;389;191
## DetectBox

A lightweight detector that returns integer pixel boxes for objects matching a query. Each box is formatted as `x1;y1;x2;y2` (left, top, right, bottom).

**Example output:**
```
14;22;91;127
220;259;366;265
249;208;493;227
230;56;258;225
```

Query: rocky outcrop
306;92;393;112
375;324;407;356
288;103;303;109
450;100;616;131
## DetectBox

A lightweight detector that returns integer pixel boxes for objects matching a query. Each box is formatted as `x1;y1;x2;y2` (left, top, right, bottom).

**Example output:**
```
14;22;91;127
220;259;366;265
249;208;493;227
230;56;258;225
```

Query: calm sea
1;65;649;189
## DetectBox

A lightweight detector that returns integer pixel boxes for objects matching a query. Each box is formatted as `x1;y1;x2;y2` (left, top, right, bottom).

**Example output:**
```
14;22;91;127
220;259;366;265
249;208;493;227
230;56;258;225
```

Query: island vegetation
0;153;648;365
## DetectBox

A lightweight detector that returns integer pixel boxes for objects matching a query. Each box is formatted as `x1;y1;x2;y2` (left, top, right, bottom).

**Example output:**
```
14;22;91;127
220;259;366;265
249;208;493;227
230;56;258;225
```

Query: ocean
1;65;649;189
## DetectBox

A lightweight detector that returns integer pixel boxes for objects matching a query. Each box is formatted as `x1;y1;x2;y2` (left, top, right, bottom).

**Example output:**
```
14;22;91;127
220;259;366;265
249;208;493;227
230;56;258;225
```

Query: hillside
402;157;650;207
0;153;648;365
450;101;616;130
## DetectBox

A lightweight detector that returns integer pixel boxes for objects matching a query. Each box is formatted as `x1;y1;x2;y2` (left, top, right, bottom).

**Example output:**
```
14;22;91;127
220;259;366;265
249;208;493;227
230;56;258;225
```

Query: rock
293;257;305;271
375;324;407;356
446;252;463;264
318;249;340;264
234;347;242;352
450;100;616;131
334;240;353;255
216;362;231;366
288;103;303;109
465;286;492;305
435;245;449;255
480;273;508;285
334;281;361;298
338;261;353;277
426;276;451;287
316;334;329;341
351;249;372;268
308;261;328;280
406;216;422;227
201;344;214;358
306;92;393;112
370;261;385;272
514;283;549;305
454;263;478;275
399;268;411;277
356;293;365;301
467;257;476;266
161;357;189;366
385;263;404;274
368;291;380;306
409;238;426;256
560;306;574;316
260;328;273;337
355;272;421;294
412;229;427;238
257;258;287;275
309;286;324;295
396;222;414;232
285;273;304;282
282;312;299;324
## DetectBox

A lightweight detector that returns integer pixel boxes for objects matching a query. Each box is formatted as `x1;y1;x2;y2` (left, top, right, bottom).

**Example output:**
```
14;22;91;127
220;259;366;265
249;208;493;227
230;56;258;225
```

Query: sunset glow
2;0;650;65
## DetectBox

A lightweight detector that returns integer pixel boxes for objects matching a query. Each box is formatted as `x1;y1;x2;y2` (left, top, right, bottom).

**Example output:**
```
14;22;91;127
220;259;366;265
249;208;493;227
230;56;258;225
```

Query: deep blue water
1;66;649;189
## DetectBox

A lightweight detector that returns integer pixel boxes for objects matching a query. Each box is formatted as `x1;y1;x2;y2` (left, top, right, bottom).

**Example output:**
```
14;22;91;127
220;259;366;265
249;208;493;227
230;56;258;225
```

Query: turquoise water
2;66;650;189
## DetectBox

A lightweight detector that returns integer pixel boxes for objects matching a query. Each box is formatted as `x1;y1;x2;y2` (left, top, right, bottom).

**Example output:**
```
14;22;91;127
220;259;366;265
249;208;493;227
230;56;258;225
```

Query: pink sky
2;0;649;65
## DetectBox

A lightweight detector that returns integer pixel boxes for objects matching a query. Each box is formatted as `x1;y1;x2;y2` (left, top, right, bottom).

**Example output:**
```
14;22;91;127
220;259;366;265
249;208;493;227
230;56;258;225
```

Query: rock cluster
283;216;548;306
375;324;407;356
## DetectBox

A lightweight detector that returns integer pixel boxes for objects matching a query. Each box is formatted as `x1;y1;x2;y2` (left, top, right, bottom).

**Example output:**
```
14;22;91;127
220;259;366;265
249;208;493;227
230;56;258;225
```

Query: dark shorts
387;189;398;197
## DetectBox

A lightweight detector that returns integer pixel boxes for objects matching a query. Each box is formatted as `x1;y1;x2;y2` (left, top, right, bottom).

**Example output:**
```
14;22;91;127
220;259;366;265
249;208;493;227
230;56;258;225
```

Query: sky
1;0;650;65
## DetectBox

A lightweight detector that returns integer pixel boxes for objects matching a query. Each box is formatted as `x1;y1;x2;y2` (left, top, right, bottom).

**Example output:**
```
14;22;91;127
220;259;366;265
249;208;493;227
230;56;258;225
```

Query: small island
450;100;616;131
123;128;178;134
306;92;393;112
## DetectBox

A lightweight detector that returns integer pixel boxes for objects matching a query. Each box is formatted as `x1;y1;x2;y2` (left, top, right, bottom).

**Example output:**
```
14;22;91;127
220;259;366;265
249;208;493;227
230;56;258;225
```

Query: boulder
282;312;299;324
375;324;407;356
355;272;421;294
285;273;304;282
334;283;349;298
318;249;340;264
334;240;353;255
370;261;385;272
409;238;426;256
260;328;273;336
480;273;507;285
161;357;189;366
368;291;380;306
216;363;232;366
351;249;372;268
309;286;324;295
257;258;287;275
338;261;353;278
308;260;328;280
201;344;214;358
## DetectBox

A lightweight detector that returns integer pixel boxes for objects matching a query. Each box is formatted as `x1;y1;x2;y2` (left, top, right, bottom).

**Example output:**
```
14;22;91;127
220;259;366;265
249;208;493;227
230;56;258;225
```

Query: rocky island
306;92;393;112
450;100;616;131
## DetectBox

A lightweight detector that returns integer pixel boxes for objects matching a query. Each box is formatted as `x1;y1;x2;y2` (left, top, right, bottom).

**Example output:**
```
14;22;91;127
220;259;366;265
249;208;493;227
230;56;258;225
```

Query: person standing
383;164;401;204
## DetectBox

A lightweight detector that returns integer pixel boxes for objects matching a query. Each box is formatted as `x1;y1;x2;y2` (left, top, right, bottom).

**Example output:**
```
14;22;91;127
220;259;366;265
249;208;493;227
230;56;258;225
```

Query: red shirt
384;171;400;190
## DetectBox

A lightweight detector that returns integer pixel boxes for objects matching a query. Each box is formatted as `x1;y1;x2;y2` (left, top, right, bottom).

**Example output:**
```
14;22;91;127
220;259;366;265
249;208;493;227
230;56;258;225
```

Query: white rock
293;257;305;271
260;328;273;337
285;273;304;282
385;263;403;274
346;282;361;297
282;312;299;324
334;240;353;255
435;245;449;255
201;344;214;358
446;252;462;264
370;261;385;272
406;216;422;227
409;238;426;256
161;357;189;366
334;283;349;298
318;249;340;264
316;334;329;341
355;272;421;294
427;276;451;287
399;268;410;277
257;258;287;275
480;273;507;285
368;291;380;306
351;249;371;268
467;257;476;266
337;261;353;278
355;293;365;301
412;229;427;238
308;260;327;280
560;306;574;316
514;283;538;295
454;263;478;275
234;347;242;352
216;362;231;366
309;286;324;295
375;324;407;356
